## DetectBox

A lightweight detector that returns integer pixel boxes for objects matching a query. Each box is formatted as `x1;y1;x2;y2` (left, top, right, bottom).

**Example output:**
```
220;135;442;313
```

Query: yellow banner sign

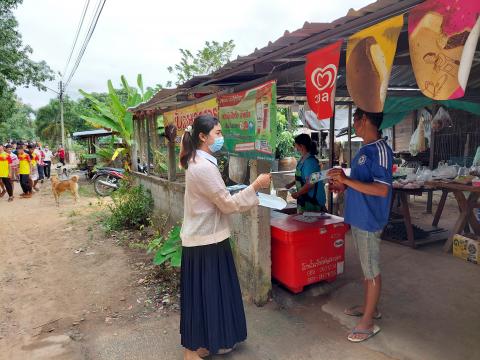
346;15;404;113
164;97;218;143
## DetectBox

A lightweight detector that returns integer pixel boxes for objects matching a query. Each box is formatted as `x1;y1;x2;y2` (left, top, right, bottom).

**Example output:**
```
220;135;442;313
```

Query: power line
62;0;91;79
44;85;60;95
63;0;104;89
64;0;107;90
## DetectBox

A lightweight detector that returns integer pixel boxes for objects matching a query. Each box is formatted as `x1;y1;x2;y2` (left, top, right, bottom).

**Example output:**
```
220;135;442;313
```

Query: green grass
78;184;97;198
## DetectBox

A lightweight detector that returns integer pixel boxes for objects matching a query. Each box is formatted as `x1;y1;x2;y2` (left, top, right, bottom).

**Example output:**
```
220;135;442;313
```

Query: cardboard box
453;234;480;265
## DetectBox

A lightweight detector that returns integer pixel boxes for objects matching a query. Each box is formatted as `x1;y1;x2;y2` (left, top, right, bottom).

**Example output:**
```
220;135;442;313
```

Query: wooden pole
427;107;437;214
146;116;151;174
167;141;177;181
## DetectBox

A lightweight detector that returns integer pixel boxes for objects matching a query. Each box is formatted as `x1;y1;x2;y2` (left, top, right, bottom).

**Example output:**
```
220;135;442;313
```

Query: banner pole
328;106;336;213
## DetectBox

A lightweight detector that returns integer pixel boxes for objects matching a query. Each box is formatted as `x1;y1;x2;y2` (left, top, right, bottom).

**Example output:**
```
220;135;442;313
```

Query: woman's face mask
206;124;224;153
208;136;224;153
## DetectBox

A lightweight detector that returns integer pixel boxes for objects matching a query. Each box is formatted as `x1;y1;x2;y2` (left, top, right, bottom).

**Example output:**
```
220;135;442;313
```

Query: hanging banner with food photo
346;15;404;113
305;39;342;121
218;80;277;161
409;0;480;100
163;97;218;144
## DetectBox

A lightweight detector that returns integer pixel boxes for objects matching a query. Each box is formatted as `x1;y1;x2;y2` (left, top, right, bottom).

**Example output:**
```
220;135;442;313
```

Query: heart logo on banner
311;64;337;91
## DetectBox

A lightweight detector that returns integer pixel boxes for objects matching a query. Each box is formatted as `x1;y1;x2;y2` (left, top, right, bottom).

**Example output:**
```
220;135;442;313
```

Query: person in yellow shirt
28;144;40;191
0;144;14;202
17;147;32;198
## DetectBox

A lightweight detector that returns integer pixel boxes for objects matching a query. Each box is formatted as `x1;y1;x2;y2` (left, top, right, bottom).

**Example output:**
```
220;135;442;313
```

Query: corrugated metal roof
205;0;424;82
72;129;113;138
129;88;179;112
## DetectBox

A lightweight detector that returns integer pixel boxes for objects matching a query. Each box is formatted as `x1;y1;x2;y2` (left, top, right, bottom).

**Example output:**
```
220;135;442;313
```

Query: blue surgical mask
208;136;224;153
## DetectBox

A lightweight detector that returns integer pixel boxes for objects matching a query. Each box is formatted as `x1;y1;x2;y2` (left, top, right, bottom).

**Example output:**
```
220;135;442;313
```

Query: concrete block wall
133;171;272;305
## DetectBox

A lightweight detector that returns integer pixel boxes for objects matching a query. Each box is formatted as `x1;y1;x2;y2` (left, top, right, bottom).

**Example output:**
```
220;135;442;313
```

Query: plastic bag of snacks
431;107;452;132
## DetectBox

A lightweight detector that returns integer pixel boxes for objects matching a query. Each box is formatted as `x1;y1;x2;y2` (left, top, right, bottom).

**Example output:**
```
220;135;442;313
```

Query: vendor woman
286;133;327;213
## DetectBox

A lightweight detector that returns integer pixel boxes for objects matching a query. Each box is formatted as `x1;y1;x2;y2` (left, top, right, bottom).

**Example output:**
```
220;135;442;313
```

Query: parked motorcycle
92;167;125;196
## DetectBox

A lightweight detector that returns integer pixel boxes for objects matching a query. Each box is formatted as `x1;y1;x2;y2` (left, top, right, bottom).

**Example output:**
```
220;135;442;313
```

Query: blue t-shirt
296;155;326;207
344;139;393;232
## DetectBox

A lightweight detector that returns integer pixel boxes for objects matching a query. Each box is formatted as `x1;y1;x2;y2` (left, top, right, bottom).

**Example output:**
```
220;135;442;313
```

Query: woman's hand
252;173;271;191
291;192;300;199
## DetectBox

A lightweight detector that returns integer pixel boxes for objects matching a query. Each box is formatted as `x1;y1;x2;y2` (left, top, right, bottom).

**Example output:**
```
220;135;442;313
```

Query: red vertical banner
305;40;342;121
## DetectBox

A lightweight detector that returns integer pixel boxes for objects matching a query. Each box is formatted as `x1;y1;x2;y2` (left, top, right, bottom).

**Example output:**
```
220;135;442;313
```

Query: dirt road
0;179;151;359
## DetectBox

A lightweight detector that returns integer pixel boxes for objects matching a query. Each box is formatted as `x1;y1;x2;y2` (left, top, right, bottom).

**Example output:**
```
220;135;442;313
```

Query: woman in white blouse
179;115;270;360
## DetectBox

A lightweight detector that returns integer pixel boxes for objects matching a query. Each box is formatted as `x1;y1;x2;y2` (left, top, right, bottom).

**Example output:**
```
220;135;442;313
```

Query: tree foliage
35;96;91;146
78;74;154;167
0;98;35;141
0;0;54;123
167;40;235;87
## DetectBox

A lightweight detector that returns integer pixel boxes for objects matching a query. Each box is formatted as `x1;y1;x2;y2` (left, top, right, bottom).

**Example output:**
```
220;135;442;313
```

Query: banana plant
78;74;154;167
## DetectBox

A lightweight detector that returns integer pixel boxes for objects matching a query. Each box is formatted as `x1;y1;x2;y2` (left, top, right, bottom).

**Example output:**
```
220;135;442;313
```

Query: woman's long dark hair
179;115;219;169
294;133;318;156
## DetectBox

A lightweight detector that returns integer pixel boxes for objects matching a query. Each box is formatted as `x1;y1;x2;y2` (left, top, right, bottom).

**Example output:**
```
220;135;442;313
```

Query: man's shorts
351;226;382;279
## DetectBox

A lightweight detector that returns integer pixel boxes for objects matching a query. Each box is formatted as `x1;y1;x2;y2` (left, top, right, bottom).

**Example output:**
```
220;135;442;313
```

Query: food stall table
426;181;480;252
384;187;448;248
270;211;348;293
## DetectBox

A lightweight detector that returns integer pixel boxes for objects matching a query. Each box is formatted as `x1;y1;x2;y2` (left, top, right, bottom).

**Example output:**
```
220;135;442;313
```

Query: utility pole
59;81;65;149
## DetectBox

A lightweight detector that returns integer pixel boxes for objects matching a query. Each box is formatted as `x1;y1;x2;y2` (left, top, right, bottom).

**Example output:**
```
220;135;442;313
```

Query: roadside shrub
147;224;182;267
105;182;154;231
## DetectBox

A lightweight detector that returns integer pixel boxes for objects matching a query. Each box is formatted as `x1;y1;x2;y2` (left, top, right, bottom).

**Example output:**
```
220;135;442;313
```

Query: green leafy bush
148;225;182;268
275;108;296;159
104;182;154;231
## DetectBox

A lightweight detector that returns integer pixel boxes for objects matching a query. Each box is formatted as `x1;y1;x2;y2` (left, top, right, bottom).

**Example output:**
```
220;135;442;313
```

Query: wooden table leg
466;193;480;235
400;192;416;248
432;189;448;227
444;191;472;253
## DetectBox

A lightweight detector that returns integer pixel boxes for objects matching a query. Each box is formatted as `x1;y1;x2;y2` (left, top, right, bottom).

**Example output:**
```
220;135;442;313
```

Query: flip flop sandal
347;325;381;343
344;306;382;320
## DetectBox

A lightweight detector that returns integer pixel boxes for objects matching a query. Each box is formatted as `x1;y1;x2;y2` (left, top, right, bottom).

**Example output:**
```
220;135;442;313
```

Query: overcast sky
14;0;372;109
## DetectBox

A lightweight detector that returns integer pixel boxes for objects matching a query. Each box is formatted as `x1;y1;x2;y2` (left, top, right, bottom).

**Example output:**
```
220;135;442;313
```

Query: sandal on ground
218;348;234;355
347;325;381;343
8;196;13;202
344;305;382;320
0;190;5;197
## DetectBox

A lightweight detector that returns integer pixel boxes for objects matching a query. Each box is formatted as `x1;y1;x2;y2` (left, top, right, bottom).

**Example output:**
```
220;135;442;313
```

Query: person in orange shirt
0;144;14;202
17;147;32;198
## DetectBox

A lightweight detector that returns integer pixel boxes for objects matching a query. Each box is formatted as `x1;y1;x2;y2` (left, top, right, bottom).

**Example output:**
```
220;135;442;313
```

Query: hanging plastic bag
409;127;421;156
473;146;480;167
419;108;432;147
409;117;427;156
432;107;452;132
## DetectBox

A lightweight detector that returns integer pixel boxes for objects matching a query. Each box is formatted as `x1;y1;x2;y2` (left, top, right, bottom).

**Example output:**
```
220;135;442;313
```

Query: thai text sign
218;81;277;160
164;97;218;144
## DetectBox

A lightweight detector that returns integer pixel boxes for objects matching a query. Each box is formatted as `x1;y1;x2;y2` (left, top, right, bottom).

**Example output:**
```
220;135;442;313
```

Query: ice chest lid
271;211;347;233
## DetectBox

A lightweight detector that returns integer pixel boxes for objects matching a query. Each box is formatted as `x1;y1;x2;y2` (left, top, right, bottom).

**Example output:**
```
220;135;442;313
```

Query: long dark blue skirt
180;239;247;354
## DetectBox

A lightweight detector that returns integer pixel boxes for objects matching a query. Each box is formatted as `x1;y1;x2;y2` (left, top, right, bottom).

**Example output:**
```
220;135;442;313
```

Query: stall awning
382;97;480;129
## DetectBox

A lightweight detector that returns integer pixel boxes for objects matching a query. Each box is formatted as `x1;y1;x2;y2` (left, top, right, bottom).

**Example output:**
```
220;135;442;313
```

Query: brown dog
51;174;79;206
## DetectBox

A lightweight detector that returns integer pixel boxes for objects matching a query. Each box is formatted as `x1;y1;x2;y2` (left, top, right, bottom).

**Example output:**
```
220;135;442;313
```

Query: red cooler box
271;212;348;293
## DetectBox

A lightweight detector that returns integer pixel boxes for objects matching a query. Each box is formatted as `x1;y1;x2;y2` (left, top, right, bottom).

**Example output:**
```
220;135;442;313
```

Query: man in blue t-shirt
328;108;392;343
